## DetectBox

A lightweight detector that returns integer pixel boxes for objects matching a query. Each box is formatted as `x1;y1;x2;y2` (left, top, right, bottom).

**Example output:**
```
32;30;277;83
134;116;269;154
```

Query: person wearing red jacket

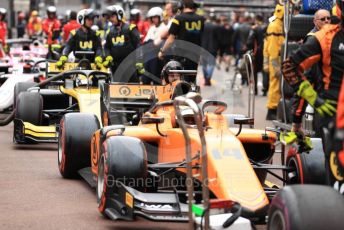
27;10;43;38
0;8;7;49
42;6;61;45
62;11;80;43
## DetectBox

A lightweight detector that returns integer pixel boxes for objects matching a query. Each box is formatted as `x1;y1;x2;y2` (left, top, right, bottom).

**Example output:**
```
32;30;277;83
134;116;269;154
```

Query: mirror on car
141;116;164;125
233;117;254;126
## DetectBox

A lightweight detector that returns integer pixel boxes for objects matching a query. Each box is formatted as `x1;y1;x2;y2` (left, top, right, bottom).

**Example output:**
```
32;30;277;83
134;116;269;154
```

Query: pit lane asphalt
0;66;272;229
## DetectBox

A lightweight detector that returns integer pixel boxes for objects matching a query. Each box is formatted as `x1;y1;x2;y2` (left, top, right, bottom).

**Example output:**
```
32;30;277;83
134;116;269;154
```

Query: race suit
104;22;141;81
42;18;61;45
27;17;43;38
282;24;344;186
62;28;103;61
263;4;285;111
0;20;7;47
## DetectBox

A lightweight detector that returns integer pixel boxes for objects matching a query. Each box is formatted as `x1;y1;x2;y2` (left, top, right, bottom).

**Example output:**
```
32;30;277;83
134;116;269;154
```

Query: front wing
13;119;58;143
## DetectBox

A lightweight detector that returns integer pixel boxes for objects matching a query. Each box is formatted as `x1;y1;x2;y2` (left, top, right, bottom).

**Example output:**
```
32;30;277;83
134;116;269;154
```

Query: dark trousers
262;71;269;93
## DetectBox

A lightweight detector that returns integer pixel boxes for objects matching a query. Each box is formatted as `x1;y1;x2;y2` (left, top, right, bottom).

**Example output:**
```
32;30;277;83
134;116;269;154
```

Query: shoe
266;109;277;120
204;78;212;86
262;91;267;96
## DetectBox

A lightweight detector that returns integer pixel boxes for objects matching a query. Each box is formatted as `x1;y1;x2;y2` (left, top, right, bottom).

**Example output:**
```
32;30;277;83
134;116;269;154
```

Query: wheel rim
58;119;65;169
269;210;286;230
58;137;62;164
97;155;105;202
287;157;300;184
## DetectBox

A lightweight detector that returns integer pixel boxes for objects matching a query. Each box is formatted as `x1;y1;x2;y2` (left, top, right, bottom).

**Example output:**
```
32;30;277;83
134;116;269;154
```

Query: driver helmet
161;60;183;84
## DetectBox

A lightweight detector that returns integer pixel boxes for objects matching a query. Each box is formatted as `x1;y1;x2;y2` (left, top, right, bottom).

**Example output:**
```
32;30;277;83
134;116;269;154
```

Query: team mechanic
42;6;61;46
103;5;142;82
282;0;344;186
288;9;332;137
57;9;103;69
158;0;204;84
264;3;285;120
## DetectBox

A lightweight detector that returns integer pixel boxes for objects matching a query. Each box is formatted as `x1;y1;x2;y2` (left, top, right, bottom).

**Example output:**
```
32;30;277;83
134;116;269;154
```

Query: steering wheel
171;82;192;99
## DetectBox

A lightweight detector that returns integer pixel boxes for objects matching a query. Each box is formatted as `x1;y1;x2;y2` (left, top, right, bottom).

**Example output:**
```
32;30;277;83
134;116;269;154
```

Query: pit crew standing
103;5;142;82
96;9;112;42
281;0;344;186
42;6;61;45
201;14;219;86
57;9;103;69
27;10;43;38
130;9;149;42
0;8;7;50
143;7;166;82
62;11;80;43
158;0;205;84
288;9;331;137
246;14;266;95
264;3;285;120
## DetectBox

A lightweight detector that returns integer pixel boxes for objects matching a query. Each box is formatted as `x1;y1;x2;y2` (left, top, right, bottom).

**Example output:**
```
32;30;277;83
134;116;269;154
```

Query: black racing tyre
289;15;314;41
13;81;36;109
280;42;300;61
268;185;344;230
58;113;100;178
97;136;147;216
15;91;43;125
286;138;326;185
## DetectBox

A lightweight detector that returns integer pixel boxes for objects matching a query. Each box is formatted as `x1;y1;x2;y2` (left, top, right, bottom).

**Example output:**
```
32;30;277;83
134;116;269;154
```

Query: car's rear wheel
97;136;147;216
58;113;100;178
286;138;326;185
268;185;344;230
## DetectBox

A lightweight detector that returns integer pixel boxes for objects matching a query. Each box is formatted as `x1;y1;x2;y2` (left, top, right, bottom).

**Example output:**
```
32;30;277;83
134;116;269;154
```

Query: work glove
263;57;269;73
280;130;313;153
102;56;113;68
297;80;337;117
95;56;103;69
281;58;301;86
56;55;68;69
135;62;145;75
